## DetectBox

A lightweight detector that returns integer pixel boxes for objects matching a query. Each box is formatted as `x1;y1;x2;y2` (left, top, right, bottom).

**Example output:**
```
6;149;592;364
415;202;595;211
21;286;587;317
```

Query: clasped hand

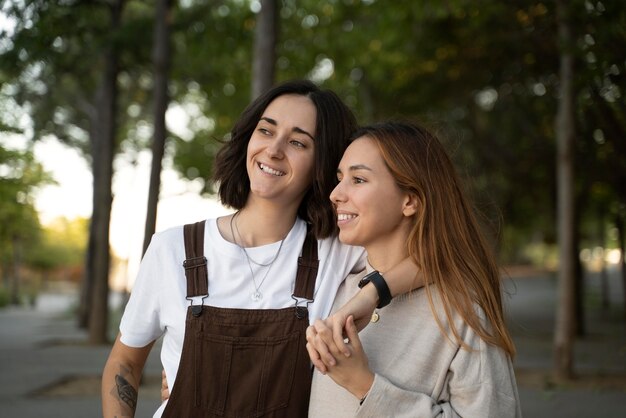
306;315;374;401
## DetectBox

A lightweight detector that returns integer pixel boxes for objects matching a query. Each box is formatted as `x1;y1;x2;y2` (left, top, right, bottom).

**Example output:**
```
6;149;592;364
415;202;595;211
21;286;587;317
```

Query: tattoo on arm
109;364;137;416
115;374;138;410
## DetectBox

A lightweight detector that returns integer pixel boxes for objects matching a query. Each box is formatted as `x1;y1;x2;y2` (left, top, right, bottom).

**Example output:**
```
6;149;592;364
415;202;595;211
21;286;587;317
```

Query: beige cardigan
308;270;522;418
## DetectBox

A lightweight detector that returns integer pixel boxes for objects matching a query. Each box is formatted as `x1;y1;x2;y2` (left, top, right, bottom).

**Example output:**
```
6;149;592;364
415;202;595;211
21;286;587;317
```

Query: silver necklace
230;212;286;301
233;212;284;267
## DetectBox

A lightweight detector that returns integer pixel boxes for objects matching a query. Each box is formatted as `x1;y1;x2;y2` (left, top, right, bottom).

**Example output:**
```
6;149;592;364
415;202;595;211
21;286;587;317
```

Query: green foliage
25;216;88;272
0;286;9;308
2;0;625;265
169;1;257;193
0;144;51;262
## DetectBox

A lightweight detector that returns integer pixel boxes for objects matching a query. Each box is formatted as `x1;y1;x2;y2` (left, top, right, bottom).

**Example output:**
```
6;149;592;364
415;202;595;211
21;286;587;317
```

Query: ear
402;193;419;217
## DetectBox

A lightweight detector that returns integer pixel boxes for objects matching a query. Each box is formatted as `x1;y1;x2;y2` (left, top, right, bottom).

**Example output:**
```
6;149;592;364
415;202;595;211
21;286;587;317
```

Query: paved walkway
504;268;626;417
0;291;163;417
0;269;624;417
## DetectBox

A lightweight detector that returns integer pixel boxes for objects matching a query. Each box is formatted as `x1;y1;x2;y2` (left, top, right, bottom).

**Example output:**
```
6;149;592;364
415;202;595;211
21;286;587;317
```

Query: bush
0;287;10;308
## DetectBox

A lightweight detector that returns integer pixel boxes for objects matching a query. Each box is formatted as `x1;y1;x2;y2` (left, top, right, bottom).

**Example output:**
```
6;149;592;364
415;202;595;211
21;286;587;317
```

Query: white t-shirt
119;217;364;417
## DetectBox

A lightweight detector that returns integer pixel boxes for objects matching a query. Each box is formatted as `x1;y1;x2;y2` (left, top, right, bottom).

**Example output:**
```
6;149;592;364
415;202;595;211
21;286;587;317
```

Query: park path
0;269;624;417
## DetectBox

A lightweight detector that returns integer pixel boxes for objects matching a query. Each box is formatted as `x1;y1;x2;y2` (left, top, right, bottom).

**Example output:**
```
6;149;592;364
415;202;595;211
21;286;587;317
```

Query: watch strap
358;270;392;308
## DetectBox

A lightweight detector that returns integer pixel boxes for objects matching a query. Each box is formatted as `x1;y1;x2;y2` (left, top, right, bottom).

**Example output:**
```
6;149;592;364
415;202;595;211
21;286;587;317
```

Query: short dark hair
214;80;357;239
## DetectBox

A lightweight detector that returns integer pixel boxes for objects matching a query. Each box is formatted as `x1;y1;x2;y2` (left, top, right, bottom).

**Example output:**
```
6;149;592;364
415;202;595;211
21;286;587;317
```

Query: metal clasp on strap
291;294;313;320
186;294;208;317
184;255;209;317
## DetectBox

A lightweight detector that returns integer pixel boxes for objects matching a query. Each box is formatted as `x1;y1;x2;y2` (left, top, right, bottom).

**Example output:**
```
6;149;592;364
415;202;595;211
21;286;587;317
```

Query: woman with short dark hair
102;81;420;418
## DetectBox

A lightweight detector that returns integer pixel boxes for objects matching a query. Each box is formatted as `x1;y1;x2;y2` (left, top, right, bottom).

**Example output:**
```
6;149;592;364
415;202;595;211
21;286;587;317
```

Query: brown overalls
162;220;318;418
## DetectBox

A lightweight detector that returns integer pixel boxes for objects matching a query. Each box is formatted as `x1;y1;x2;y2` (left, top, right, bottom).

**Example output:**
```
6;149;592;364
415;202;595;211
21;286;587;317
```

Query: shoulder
147;224;185;252
145;219;214;260
150;218;217;245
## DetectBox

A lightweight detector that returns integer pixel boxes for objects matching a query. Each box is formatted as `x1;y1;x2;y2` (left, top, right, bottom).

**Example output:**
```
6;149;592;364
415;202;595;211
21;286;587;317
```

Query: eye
257;127;272;136
353;176;366;184
290;139;306;148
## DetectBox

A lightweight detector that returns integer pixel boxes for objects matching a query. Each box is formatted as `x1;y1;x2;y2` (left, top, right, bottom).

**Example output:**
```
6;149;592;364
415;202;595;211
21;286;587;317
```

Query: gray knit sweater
308;270;522;418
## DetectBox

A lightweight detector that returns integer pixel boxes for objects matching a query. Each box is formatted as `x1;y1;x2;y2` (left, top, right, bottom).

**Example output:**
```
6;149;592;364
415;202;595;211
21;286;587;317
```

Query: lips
258;162;286;176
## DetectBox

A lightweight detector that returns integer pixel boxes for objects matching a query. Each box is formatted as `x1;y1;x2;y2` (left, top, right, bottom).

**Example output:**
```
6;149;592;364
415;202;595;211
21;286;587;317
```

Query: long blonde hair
353;121;515;357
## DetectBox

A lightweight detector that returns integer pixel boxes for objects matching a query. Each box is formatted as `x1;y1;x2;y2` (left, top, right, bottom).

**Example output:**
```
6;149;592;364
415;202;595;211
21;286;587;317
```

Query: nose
266;136;285;159
330;178;346;204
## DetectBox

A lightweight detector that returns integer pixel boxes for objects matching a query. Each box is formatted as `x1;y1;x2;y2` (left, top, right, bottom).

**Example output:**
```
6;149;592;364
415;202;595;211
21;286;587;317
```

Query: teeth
337;213;357;221
259;163;285;176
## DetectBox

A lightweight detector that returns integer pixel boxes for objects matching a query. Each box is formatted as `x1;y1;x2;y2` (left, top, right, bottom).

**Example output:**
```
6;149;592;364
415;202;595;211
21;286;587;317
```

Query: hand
160;369;169;402
308;316;374;399
322;283;378;357
306;318;340;373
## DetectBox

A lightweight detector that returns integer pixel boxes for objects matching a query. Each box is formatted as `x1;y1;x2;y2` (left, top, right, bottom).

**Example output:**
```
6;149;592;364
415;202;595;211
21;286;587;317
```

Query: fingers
160;369;169;402
306;325;327;374
330;315;351;357
313;320;339;366
345;315;362;352
307;320;342;367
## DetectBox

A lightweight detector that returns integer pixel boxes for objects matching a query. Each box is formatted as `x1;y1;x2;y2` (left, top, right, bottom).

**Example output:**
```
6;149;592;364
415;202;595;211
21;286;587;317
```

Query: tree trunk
77;102;99;329
88;0;124;345
616;213;626;320
573;197;584;337
251;0;277;99
78;201;97;328
553;0;576;379
599;209;609;310
142;0;172;256
10;236;21;305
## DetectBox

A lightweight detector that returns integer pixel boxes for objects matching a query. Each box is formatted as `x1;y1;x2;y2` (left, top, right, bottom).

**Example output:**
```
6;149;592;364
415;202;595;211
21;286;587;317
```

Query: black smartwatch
358;270;392;309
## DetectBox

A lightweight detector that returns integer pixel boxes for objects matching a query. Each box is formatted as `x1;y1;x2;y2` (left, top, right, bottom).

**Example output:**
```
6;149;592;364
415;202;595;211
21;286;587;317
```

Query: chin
338;231;362;247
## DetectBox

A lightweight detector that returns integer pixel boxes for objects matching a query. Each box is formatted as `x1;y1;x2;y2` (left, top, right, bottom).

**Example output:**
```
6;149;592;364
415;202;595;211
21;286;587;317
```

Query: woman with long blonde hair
307;121;521;417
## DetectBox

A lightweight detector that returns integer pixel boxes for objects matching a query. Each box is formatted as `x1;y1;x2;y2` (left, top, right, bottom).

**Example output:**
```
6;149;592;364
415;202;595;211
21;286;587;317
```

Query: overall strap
183;221;209;298
292;224;319;301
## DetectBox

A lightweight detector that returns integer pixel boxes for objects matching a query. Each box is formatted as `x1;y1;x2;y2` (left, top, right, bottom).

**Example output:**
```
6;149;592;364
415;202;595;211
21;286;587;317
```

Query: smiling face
246;94;317;210
330;136;416;252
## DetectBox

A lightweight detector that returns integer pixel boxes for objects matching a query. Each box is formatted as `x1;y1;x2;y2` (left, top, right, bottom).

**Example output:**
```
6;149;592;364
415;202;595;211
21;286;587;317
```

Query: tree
0;145;50;304
553;0;576;379
142;0;173;256
88;0;125;344
1;0;123;332
251;0;278;99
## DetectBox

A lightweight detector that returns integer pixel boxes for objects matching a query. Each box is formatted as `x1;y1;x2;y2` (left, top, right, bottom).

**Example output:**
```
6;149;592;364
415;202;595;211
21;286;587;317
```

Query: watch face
358;271;376;288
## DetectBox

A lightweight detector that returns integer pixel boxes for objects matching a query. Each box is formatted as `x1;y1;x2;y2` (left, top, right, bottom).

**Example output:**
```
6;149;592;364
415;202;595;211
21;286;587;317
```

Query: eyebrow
337;164;373;174
260;117;315;141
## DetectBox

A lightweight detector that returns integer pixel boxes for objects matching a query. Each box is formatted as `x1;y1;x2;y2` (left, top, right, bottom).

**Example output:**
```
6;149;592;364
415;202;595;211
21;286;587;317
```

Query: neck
364;224;411;274
234;198;299;246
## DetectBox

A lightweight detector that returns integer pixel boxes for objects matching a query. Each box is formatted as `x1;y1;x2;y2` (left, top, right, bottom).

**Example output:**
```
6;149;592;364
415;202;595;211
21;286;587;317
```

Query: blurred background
0;0;625;417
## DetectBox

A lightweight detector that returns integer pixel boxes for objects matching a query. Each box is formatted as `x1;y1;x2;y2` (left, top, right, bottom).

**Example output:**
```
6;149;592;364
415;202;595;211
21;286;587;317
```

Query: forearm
102;335;154;418
102;360;141;417
312;259;422;360
329;366;374;401
348;257;421;327
357;374;451;418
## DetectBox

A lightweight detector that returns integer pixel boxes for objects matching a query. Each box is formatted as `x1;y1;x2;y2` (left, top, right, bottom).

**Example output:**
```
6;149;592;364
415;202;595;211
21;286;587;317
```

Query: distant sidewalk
1;271;624;418
0;289;162;418
504;268;626;418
